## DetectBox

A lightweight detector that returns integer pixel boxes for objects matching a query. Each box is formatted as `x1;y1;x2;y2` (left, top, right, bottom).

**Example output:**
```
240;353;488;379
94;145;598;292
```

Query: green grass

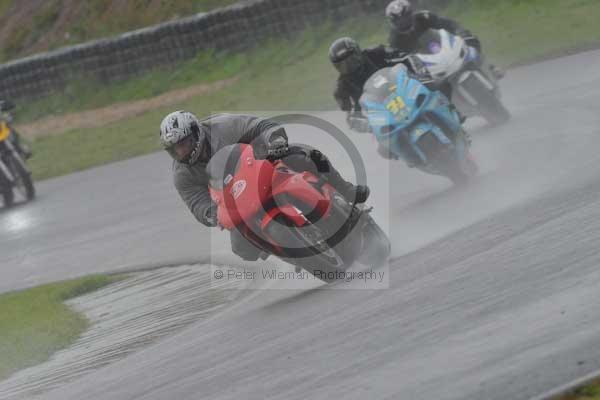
16;49;246;122
0;0;240;61
27;19;370;180
558;379;600;399
447;0;600;66
23;0;600;180
0;275;125;381
59;0;241;47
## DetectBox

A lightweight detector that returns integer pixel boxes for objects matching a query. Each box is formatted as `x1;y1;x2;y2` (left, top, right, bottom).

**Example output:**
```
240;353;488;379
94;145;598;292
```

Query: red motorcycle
207;144;390;282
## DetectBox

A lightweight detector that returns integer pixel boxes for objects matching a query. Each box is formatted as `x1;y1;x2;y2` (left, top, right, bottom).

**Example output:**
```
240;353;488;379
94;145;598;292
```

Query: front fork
0;140;30;185
0;157;14;184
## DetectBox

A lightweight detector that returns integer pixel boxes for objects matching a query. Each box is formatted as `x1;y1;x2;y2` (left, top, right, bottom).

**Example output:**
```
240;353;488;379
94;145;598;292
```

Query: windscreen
415;29;443;55
361;65;406;105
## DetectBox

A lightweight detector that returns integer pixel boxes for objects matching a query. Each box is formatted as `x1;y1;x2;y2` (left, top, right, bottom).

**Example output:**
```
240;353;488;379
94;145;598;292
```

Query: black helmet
160;110;207;165
328;37;365;75
385;0;415;34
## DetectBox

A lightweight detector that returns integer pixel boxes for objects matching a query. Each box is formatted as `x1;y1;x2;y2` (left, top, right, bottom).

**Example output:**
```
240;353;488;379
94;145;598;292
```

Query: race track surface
2;50;600;399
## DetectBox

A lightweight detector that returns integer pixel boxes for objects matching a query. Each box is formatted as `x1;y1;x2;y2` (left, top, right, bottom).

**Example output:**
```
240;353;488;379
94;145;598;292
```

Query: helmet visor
333;52;364;75
390;14;414;33
167;134;197;163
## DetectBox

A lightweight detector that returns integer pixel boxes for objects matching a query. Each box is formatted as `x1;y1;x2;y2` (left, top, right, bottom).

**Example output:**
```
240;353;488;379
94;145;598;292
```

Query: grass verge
558;379;600;399
0;0;241;61
0;274;126;381
21;0;600;180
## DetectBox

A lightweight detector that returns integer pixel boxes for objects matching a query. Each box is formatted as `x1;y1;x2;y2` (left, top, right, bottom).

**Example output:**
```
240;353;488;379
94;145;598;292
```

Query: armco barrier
0;0;451;100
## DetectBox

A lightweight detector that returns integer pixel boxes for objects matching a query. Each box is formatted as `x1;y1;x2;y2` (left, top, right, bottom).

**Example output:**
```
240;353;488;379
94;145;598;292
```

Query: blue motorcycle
359;64;478;185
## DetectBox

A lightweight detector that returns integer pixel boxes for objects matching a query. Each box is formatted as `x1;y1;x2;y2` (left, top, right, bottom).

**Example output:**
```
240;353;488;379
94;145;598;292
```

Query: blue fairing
359;64;463;164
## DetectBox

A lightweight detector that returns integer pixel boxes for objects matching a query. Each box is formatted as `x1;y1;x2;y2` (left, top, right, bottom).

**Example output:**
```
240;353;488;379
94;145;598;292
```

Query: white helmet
160;110;206;165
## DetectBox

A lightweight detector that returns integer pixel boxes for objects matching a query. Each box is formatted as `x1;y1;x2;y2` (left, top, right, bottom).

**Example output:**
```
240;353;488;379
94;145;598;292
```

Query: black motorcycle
0;100;35;207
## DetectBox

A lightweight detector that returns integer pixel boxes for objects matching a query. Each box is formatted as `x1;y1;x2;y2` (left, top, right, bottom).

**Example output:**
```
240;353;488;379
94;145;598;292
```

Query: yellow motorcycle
0;100;34;207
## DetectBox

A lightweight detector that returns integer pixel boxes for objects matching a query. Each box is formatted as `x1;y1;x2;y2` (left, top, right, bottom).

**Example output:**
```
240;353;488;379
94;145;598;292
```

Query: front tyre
266;216;347;283
479;91;511;126
445;150;478;186
0;173;13;207
9;155;34;201
458;70;511;126
417;133;478;186
357;214;391;268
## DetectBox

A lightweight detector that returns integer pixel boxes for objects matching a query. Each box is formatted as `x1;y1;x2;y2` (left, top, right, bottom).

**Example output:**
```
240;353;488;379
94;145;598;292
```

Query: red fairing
261;205;307;232
209;144;333;232
270;170;332;220
209;145;274;229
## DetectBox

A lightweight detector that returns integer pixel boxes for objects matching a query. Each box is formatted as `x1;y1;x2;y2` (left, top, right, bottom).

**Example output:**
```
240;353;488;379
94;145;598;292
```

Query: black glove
377;143;398;160
266;135;289;159
202;204;219;227
254;127;289;160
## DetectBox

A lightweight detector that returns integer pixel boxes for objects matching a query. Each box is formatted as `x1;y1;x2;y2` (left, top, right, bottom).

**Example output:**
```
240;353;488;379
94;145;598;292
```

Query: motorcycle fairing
208;145;274;229
0;122;10;141
208;144;332;231
268;170;331;220
360;64;461;163
416;29;468;80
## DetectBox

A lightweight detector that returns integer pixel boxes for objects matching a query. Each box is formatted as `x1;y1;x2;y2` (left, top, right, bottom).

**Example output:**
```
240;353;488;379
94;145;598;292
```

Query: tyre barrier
0;0;446;100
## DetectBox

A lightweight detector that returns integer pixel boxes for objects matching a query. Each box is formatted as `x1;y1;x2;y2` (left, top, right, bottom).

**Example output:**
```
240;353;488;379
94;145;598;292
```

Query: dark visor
333;52;363;75
391;14;414;33
167;135;196;163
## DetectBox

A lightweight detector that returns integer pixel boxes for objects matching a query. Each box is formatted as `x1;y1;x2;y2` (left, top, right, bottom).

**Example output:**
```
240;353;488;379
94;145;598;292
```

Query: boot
337;183;370;204
309;149;370;204
490;64;505;80
19;143;32;159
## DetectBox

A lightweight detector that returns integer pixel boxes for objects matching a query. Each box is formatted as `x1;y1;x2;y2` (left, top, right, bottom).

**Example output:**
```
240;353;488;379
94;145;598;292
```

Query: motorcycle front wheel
8;155;35;201
417;132;478;186
0;172;13;208
266;215;347;283
479;90;511;126
356;213;391;268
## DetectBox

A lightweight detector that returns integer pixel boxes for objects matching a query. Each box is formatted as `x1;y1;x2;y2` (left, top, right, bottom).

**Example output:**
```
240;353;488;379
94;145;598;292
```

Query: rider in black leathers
329;37;437;130
385;0;503;79
0;100;31;159
330;37;450;132
386;1;480;53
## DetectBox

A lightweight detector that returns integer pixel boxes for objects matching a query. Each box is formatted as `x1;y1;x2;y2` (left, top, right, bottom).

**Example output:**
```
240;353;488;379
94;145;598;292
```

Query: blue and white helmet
160;110;206;165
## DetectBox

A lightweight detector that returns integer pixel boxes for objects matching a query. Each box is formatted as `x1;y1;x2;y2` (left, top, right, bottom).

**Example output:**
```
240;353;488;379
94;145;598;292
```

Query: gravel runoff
0;264;251;400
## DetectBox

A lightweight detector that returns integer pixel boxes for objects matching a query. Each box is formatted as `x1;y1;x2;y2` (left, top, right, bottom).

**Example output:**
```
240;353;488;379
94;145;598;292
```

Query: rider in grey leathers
160;111;370;261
